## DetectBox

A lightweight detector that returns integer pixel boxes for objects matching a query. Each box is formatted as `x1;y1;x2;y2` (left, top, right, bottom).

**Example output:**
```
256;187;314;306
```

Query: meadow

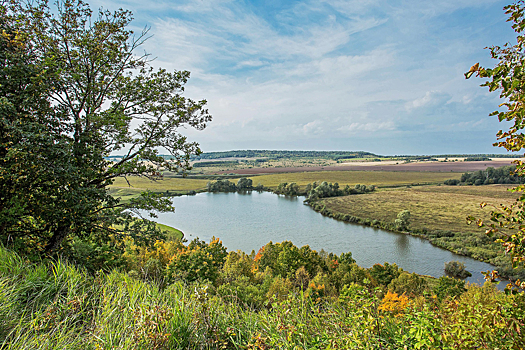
313;184;525;280
110;176;210;194
248;170;458;189
109;171;459;194
319;184;518;233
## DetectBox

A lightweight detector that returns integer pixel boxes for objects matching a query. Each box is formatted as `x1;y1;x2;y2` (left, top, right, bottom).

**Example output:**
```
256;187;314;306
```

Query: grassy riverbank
319;185;517;233
156;223;184;241
312;184;525;281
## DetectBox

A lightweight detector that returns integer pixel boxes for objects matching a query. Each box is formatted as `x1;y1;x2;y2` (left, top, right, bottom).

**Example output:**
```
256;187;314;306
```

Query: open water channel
154;191;498;287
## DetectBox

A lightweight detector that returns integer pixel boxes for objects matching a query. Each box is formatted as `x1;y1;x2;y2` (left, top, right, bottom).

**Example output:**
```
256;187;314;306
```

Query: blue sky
96;0;516;155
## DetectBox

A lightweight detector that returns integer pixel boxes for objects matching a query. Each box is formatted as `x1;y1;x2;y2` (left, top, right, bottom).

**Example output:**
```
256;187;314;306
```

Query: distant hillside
191;150;378;160
105;151;522;161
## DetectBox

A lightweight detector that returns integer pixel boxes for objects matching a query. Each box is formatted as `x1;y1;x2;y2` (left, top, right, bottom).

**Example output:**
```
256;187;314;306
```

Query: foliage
466;1;525;288
464;156;491;161
166;237;227;284
274;182;300;195
444;261;472;279
0;0;211;262
440;283;525;349
236;177;253;190
3;244;525;349
206;179;247;192
433;276;466;301
395;209;411;231
388;272;428;297
378;291;410;315
304;181;375;201
445;165;524;186
369;262;402;287
254;241;325;279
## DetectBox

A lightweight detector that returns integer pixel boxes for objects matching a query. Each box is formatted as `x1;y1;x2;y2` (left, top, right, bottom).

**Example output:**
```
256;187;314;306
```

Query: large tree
467;0;525;288
0;0;211;263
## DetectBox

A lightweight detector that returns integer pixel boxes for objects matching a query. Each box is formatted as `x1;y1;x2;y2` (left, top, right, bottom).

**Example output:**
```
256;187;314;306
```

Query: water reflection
395;234;410;254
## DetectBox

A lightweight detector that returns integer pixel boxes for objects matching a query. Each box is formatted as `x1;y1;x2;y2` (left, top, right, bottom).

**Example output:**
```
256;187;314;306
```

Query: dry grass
109;171;457;193
249;171;459;189
320;184;519;233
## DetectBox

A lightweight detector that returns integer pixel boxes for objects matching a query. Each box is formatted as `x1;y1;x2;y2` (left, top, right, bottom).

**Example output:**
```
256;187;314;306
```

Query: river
153;191;498;287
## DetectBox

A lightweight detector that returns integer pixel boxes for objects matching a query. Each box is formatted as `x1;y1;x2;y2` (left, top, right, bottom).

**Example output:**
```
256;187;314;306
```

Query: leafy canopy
467;0;525;288
0;0;211;264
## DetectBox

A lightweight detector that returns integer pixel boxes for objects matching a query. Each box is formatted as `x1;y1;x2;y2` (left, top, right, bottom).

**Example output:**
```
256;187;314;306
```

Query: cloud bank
98;0;514;154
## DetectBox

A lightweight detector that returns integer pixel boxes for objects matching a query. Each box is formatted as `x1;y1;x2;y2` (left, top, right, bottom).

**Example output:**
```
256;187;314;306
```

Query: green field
315;184;525;280
109;171;460;194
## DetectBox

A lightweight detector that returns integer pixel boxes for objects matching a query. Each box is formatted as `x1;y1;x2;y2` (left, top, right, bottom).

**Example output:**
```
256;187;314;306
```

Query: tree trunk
45;224;70;254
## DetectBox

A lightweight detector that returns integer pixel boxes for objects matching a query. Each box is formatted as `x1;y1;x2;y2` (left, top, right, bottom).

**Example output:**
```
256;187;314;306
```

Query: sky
94;0;517;155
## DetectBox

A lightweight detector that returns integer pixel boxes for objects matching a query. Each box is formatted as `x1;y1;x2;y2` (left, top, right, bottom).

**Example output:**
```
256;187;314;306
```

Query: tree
466;1;525;279
0;0;211;262
236;178;253;191
444;261;472;279
395;210;410;231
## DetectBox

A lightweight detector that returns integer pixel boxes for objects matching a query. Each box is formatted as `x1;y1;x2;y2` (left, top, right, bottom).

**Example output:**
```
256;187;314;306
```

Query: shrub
369;262;402;287
444;261;472;279
433;276;466;301
444;179;460;185
394;210;410;231
388;272;428;296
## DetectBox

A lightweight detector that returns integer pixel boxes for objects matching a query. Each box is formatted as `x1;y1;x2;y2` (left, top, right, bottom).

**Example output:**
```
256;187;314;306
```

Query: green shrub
444;261;472;279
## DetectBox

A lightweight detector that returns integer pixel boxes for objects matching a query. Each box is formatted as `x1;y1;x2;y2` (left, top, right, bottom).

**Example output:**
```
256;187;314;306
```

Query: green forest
2;0;525;349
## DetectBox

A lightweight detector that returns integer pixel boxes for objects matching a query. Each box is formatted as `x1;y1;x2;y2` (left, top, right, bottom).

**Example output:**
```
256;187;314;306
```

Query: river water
154;191;497;286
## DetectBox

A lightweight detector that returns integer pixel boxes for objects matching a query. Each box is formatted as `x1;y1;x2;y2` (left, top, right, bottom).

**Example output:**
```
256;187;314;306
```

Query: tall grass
1;246;523;349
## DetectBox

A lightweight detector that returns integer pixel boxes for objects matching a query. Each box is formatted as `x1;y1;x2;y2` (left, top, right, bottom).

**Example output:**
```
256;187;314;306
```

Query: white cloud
303;120;325;135
405;91;452;111
337;121;396;133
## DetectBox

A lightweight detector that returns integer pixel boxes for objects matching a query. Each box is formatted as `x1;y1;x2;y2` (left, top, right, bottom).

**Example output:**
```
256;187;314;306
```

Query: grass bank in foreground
1;245;524;349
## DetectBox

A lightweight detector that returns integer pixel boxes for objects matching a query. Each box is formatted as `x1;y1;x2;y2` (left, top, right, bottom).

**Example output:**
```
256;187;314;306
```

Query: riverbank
307;186;525;281
156;223;184;241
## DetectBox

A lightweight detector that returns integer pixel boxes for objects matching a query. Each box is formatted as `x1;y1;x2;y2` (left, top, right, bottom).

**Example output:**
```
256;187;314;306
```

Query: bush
369;262;402;287
433;276;466;301
394;210;410;231
444;261;472;279
444;179;460;185
388;272;428;296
